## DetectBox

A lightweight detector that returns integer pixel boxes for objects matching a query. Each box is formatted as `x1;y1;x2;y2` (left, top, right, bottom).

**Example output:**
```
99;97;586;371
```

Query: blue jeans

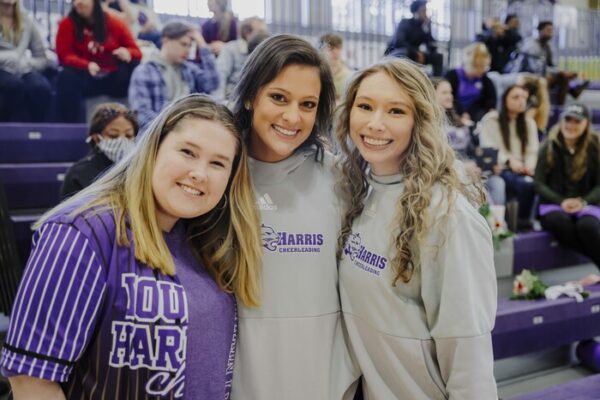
500;169;536;219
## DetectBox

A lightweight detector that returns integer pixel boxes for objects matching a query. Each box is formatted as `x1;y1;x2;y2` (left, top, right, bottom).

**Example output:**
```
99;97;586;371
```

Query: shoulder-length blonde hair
1;0;23;45
36;94;262;306
336;59;484;285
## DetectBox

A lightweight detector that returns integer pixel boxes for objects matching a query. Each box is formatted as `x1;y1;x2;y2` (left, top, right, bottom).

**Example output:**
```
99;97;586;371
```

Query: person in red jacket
55;0;141;122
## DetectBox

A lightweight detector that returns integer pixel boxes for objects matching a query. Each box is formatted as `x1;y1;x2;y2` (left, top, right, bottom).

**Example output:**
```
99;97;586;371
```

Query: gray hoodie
340;173;498;400
232;148;360;400
0;12;52;76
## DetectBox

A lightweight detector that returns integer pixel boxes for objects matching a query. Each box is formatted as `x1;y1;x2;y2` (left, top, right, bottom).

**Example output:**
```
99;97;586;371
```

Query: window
153;0;265;18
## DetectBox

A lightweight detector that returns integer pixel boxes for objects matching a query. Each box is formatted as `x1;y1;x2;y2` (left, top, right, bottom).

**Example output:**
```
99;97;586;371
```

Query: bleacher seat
0;163;71;209
0;123;88;163
492;285;600;360
513;231;590;274
509;372;600;400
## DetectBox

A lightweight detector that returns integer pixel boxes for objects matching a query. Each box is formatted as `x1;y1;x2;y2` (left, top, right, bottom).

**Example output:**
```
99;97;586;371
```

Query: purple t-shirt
456;67;484;111
0;207;236;399
164;223;236;399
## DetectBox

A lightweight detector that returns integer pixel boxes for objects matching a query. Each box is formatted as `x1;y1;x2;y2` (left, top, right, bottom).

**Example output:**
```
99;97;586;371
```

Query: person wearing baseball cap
534;102;600;268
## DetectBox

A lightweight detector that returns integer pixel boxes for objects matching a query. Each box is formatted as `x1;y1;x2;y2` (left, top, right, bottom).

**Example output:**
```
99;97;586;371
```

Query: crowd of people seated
1;0;599;244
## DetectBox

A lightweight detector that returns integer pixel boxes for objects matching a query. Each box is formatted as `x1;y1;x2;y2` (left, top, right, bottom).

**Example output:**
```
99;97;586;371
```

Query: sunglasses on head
98;108;138;119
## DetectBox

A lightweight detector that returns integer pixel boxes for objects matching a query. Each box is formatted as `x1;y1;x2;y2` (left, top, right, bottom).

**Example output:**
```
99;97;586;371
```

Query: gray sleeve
25;22;51;72
420;198;498;398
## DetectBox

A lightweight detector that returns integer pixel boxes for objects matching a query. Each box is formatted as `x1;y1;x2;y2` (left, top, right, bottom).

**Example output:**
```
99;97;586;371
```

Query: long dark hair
231;34;336;162
499;84;528;157
69;0;107;42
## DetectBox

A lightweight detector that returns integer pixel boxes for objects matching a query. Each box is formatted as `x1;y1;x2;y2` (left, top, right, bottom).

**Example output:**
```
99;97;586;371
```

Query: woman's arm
9;375;66;400
533;143;563;204
421;201;498;399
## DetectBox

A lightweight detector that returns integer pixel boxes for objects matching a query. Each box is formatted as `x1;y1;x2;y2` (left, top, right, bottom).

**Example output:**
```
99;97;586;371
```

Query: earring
244;101;251;111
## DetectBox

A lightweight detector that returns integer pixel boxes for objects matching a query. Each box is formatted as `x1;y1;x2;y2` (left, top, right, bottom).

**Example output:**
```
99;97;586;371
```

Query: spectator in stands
202;0;237;56
55;0;142;122
480;84;539;228
445;42;496;123
476;15;521;73
433;78;505;205
384;0;443;76
336;58;497;399
520;21;588;105
0;94;262;399
129;21;218;130
130;0;161;48
102;0;136;28
213;16;267;102
319;32;352;101
503;14;522;56
520;74;550;134
61;102;138;198
0;0;53;122
534;104;600;267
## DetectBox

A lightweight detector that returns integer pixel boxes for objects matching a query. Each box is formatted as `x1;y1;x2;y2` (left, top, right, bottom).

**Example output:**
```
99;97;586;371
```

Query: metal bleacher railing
22;0;600;71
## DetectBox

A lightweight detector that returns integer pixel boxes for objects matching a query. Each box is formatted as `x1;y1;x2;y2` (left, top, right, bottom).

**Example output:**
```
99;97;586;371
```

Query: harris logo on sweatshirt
261;224;324;253
343;233;388;276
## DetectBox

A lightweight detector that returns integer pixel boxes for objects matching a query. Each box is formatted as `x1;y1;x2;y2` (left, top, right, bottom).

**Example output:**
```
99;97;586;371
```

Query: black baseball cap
560;103;590;121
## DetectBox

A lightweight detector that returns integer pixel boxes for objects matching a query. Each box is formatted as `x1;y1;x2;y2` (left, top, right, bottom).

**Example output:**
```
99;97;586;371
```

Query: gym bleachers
2;103;600;399
509;373;600;400
0;122;88;264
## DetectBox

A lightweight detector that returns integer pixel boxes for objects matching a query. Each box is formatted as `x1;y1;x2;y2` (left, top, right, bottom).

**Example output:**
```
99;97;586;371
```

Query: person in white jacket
336;58;498;400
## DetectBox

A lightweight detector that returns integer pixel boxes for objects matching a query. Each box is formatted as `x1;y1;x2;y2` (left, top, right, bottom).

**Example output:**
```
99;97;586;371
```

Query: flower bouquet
511;269;548;300
479;203;513;249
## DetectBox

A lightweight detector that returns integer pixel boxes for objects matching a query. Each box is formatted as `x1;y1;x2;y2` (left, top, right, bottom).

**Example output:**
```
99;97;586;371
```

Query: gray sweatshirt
0;12;52;76
232;148;360;400
340;173;498;400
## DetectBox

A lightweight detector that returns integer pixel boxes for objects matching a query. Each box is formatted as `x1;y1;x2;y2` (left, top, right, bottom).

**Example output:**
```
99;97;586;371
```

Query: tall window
153;0;265;18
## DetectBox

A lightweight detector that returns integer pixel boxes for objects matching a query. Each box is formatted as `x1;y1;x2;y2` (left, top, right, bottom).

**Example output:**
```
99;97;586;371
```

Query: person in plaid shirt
128;21;219;130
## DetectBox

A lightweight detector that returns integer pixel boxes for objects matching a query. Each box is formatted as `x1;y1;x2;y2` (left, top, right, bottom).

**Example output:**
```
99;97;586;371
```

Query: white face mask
97;136;135;162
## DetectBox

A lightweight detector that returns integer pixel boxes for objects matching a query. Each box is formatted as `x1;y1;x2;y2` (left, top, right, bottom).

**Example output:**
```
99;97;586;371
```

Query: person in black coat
61;103;139;198
534;104;600;267
384;0;443;76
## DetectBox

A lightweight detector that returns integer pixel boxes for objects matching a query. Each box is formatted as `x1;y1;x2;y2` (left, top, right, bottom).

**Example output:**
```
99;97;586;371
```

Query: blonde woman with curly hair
336;59;498;399
0;94;262;399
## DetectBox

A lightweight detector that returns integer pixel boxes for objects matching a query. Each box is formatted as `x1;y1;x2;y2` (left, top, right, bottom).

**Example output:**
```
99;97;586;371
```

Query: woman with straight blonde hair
445;42;497;123
337;58;498;399
0;94;262;399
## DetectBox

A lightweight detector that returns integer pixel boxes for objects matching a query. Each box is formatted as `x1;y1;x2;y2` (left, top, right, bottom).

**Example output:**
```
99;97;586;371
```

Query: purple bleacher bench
587;81;600;91
0;162;71;210
512;230;590;274
492;285;600;360
509;372;600;400
0;123;88;163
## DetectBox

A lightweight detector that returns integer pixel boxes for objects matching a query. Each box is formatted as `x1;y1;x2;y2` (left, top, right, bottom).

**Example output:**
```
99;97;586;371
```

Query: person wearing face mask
534;104;600;268
61;102;138;199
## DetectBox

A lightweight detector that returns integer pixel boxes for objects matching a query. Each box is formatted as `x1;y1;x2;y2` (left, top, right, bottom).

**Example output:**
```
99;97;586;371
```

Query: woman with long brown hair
534;104;600;267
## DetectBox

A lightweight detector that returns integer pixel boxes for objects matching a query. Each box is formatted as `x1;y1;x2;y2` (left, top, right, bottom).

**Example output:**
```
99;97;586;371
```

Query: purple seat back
0;163;71;209
492;285;600;359
513;231;590;274
0;123;88;163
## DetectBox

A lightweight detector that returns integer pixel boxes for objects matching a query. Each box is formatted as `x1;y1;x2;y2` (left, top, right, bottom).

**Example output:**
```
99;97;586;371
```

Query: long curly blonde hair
336;59;485;285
